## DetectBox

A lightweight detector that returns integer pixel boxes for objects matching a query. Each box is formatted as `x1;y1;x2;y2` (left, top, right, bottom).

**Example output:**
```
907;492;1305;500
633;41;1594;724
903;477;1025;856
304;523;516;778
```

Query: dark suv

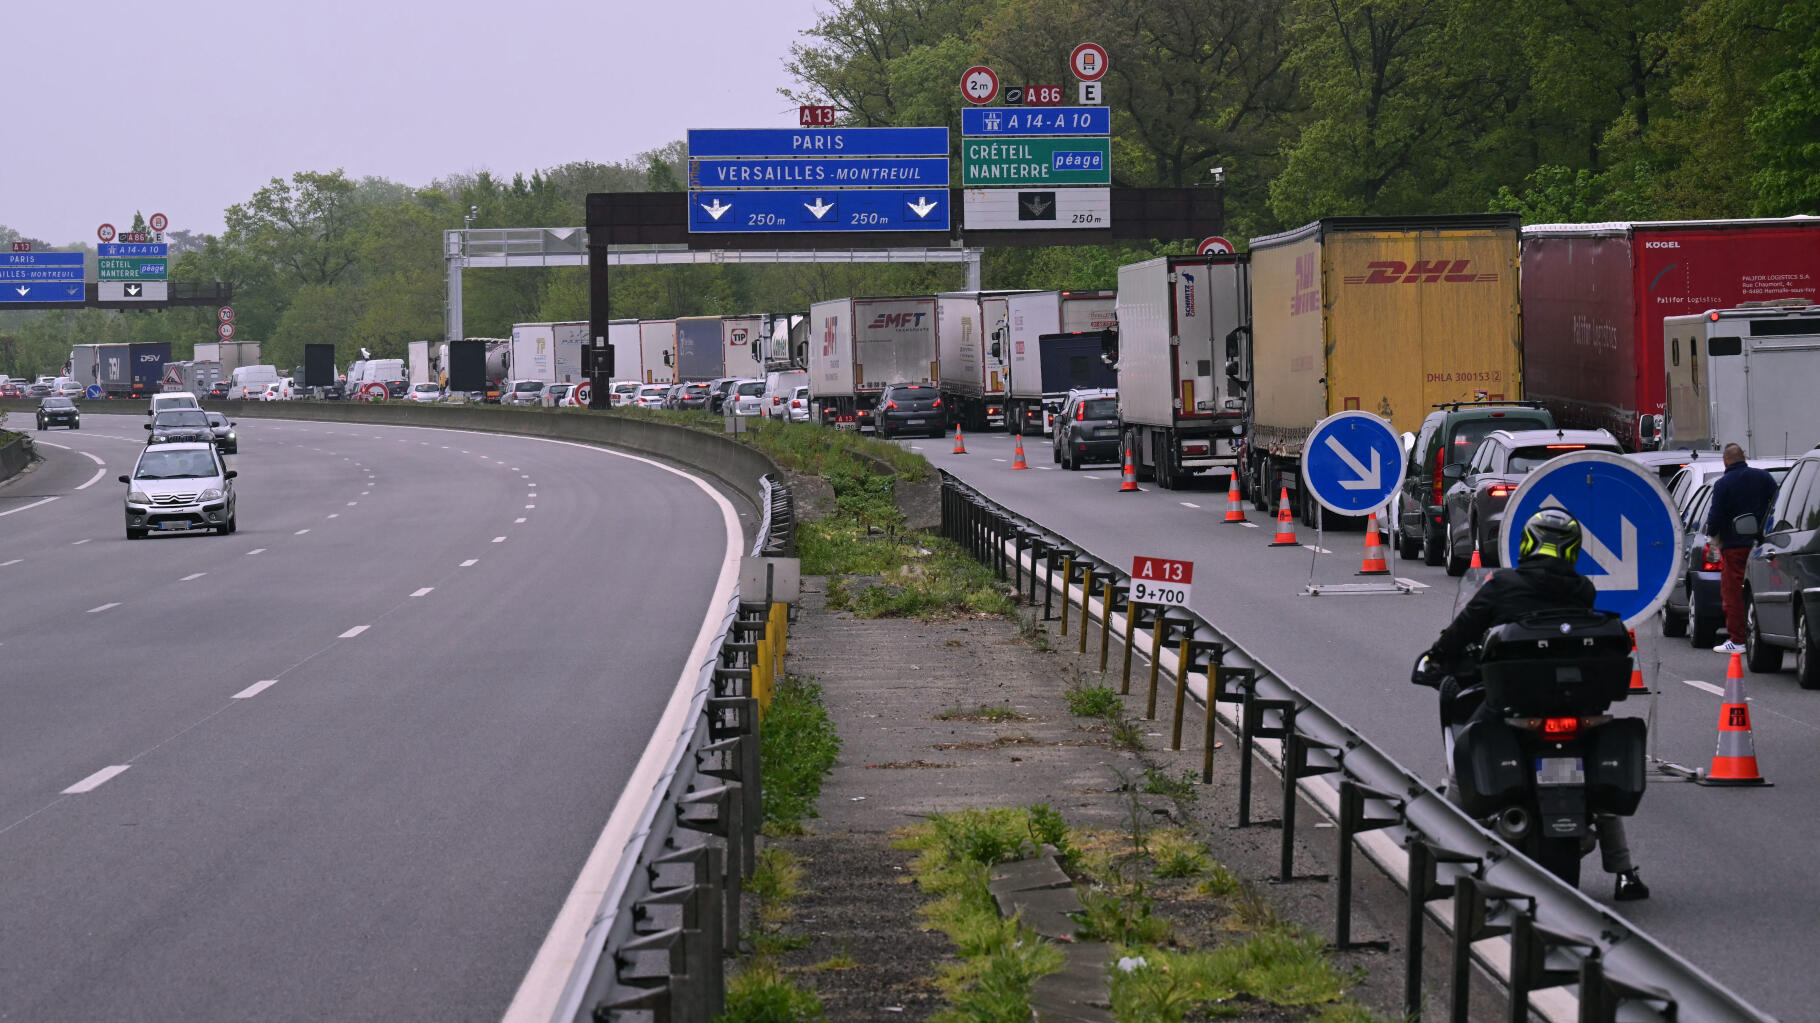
1397;402;1554;565
1744;446;1820;688
872;382;943;439
1052;390;1119;469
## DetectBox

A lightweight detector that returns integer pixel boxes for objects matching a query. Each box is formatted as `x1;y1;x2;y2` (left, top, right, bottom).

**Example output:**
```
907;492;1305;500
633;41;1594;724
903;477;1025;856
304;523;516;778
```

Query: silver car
120;442;238;539
788;385;811;423
728;378;767;416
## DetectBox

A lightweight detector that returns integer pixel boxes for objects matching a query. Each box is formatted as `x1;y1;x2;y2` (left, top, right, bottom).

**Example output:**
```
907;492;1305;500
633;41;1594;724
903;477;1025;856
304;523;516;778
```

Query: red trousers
1721;546;1750;642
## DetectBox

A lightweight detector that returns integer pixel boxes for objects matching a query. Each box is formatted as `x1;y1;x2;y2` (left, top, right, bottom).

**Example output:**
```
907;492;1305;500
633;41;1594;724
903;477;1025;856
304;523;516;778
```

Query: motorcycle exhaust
1493;806;1531;842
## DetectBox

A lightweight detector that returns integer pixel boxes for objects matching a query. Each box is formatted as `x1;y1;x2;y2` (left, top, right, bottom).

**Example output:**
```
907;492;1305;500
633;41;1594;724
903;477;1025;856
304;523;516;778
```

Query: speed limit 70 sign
1130;555;1193;607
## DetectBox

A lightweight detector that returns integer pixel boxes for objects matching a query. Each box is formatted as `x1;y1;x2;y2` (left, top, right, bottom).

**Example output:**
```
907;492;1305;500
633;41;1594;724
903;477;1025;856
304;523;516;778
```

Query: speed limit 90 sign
1130;555;1194;607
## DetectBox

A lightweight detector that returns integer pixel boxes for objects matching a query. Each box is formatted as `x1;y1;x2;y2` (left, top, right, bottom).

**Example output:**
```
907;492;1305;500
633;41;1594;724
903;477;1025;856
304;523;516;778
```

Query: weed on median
760;675;841;836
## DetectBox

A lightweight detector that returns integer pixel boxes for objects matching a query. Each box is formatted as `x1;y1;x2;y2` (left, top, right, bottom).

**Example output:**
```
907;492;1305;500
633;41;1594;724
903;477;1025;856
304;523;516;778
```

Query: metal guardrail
940;470;1777;1023
752;474;795;557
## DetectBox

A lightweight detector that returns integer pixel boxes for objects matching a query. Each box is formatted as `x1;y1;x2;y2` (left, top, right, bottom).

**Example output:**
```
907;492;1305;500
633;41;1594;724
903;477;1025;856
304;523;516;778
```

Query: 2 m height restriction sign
1131;555;1193;607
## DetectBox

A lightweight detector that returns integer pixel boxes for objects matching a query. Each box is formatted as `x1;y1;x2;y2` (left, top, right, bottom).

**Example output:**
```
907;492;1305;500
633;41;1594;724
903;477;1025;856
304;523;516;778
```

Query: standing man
1705;443;1779;653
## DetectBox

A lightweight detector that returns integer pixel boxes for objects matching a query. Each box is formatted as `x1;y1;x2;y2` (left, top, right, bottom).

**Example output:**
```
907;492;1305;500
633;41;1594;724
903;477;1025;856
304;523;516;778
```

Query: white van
149;391;201;416
229;365;281;400
762;370;808;420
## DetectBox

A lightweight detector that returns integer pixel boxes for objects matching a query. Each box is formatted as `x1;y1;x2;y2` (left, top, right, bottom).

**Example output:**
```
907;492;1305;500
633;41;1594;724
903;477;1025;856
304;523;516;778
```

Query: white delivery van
229;365;281;400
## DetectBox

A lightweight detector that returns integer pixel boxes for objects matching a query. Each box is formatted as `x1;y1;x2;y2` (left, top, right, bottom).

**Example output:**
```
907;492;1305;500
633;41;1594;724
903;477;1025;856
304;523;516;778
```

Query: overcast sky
2;0;829;246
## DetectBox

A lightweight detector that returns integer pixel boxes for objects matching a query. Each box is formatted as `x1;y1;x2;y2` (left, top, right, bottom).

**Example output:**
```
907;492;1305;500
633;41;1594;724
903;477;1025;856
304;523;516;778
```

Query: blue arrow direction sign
1;282;85;303
689;157;950;190
1303;410;1405;516
0;267;84;281
98;243;168;258
3;252;85;266
962;106;1111;136
688;189;950;233
1501;451;1684;627
688;127;948;158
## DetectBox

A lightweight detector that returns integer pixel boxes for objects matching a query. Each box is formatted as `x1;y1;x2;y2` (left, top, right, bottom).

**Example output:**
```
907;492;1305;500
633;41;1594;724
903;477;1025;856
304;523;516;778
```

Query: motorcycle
1413;596;1647;885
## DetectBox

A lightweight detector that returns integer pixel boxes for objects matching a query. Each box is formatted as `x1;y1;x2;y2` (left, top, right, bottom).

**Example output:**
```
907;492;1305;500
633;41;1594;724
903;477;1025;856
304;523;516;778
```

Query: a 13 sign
798;105;836;126
1130;555;1194;607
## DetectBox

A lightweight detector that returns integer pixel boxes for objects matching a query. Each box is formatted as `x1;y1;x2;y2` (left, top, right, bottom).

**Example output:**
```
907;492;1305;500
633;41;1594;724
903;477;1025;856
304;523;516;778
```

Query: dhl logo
867;312;927;329
1342;260;1499;285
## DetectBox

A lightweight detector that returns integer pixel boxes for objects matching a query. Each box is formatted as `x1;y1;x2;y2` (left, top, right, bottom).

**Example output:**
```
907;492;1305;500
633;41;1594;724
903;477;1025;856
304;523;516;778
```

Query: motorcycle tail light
1541;717;1580;739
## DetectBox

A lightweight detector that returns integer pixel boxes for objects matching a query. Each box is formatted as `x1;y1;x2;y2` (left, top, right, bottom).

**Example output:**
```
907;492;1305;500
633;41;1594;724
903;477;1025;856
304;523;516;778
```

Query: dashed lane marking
246;548;267;556
233;680;278;699
181;572;205;582
86;602;119;614
1683;680;1725;696
460;559;478;567
410;587;433;598
339;625;369;638
0;497;58;517
62;765;130;794
1301;545;1334;554
1;559;21;567
294;529;311;535
71;538;90;545
327;513;339;519
492;536;507;543
515;517;527;523
1180;502;1200;509
525;504;536;510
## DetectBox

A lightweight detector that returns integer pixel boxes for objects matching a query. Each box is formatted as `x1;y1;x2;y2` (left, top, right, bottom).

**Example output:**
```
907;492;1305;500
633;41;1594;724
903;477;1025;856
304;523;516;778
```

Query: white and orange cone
1269;489;1298;546
1696;652;1771;786
1357;512;1390;575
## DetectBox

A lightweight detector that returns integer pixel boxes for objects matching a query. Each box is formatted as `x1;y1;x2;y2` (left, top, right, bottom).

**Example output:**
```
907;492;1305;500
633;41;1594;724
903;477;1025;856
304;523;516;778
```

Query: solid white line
233;680;279;699
411;587;433;597
37;441;70;450
62;765;130;794
294;528;310;535
82;450;105;465
75;464;106;490
339;625;369;638
0;496;58;517
1179;502;1200;509
71;538;90;545
181;572;205;582
86;602;120;613
492;536;507;543
1684;679;1725;696
1;559;21;567
246;548;266;555
460;559;478;567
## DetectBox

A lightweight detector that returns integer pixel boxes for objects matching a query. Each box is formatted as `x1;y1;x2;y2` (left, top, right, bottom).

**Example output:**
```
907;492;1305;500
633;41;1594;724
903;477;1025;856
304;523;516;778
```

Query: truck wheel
1154;438;1175;490
1252;464;1271;511
1744;594;1783;672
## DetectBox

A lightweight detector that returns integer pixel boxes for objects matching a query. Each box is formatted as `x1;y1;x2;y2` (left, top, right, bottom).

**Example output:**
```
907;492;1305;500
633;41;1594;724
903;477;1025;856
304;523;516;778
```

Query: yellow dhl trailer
1243;214;1523;523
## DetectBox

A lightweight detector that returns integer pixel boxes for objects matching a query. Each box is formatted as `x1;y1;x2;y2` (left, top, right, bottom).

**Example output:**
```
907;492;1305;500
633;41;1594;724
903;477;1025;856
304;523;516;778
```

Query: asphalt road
0;414;737;1021
913;429;1814;1021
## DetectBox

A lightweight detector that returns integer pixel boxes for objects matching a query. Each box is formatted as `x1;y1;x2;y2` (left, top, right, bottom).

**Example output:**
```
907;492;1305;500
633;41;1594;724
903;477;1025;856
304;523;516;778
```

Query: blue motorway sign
98;243;168;258
3;252;85;266
688;189;949;233
962;106;1111;136
1302;410;1405;516
0;266;83;280
688;127;948;158
690;157;949;190
1501;451;1684;627
1;281;85;303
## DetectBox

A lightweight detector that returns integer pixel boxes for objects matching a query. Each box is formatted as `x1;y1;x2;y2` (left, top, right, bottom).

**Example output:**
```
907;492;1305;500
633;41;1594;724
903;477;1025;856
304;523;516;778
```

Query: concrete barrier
0;432;34;483
0;400;780;510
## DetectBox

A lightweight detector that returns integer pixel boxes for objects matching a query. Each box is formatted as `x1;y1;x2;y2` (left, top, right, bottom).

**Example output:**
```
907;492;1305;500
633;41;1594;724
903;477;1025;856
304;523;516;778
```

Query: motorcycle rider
1421;508;1650;902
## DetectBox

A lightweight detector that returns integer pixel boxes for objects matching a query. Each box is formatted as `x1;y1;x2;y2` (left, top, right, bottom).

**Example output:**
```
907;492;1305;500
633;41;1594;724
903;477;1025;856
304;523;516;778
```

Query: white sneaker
1713;641;1746;653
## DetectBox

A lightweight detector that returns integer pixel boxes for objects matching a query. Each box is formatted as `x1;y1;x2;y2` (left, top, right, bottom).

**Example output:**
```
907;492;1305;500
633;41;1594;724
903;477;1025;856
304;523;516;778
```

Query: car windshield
135;449;218;479
207;414;227;427
43;397;74;409
1081;398;1117;419
1450;418;1548;465
156;411;211;427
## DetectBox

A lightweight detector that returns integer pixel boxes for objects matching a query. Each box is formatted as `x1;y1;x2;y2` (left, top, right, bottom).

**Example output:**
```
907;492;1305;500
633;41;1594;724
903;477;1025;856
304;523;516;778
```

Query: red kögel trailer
1520;218;1820;449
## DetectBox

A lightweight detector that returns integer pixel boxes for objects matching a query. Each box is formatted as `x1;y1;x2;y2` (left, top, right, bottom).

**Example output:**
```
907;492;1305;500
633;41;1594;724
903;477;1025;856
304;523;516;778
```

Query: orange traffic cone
1011;434;1029;470
1118;445;1142;492
1357;512;1390;575
1696;652;1771;786
953;424;967;454
1627;630;1649;694
1222;476;1248;523
1269;488;1298;546
1469;540;1483;569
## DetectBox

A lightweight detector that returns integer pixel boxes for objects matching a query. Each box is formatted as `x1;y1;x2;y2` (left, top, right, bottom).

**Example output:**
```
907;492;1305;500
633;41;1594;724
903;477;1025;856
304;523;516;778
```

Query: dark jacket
1705;461;1779;549
1428;553;1597;669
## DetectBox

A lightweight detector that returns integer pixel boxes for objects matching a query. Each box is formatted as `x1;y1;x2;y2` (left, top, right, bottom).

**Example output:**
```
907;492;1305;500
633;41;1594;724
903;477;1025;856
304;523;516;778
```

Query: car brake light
1545;444;1586;450
1488;485;1511;498
932;397;942;408
1542;717;1580;739
886;400;898;410
1076;404;1086;421
1701;543;1722;572
1433;445;1445;504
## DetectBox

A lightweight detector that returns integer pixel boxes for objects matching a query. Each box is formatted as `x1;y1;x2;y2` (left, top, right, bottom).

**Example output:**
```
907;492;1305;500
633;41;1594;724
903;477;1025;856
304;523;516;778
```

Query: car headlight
198;488;224;502
127;491;151;505
226;431;236;440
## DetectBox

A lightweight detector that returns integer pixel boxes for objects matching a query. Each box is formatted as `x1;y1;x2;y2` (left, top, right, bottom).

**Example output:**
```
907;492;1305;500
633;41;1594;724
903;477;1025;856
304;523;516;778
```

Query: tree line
4;0;1814;380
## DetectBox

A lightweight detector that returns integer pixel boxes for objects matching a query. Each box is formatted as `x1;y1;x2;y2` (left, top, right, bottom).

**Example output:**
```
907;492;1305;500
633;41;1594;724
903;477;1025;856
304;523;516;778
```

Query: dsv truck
1003;290;1118;435
1113;256;1251;490
1245;215;1523;522
807;296;938;430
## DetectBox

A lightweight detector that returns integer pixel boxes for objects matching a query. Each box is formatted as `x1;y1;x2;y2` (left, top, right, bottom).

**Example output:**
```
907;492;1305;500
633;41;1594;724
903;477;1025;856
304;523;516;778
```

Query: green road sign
98;257;168;280
962;136;1111;186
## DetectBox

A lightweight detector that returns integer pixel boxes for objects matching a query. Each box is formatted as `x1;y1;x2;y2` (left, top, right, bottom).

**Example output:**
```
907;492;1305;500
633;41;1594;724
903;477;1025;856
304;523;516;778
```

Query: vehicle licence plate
907;419;924;425
158;521;186;531
1535;757;1584;786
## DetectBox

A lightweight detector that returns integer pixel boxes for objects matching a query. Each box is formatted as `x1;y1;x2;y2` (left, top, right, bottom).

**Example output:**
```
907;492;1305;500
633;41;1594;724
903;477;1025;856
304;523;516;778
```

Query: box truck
1246;215;1523;520
1522;217;1820;450
507;322;587;384
935;291;1028;430
600;319;641;382
638;321;677;385
722;315;765;381
1114;256;1251;490
1004;290;1118;434
68;344;103;394
807;296;939;429
195;341;262;376
1661;303;1820;457
408;340;431;386
162;360;223;395
674;316;725;381
97;341;171;398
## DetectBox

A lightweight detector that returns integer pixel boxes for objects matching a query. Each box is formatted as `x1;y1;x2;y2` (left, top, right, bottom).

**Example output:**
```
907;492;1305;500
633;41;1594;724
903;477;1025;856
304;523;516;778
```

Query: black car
706;377;742;413
1396;402;1553;565
674;382;714;410
1052;391;1119;469
207;379;234;400
872;382;944;439
1744;447;1820;688
146;409;216;445
205;411;239;454
36;396;80;430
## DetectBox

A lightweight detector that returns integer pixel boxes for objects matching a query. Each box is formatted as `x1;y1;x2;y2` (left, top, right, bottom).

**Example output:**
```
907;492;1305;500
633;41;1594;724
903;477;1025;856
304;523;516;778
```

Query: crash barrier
939;470;1776;1023
20;400;785;516
752;475;795;558
0;432;33;483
